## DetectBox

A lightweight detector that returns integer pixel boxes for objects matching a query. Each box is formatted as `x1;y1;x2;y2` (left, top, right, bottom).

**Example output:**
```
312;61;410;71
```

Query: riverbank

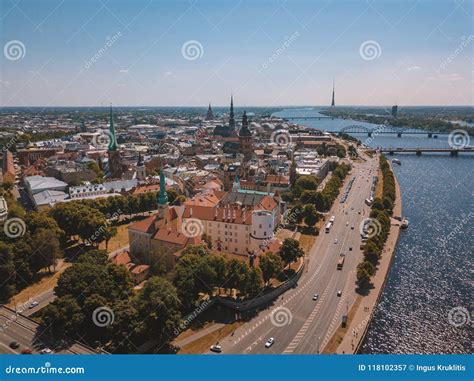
325;159;403;354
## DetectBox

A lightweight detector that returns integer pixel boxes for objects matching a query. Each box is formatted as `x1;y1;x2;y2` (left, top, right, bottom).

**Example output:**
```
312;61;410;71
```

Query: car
351;225;355;230
337;290;342;297
334;238;338;244
29;301;39;308
210;345;222;353
9;341;20;349
40;348;53;354
265;338;275;348
358;210;361;214
349;246;353;251
312;293;319;301
21;348;32;354
346;221;349;226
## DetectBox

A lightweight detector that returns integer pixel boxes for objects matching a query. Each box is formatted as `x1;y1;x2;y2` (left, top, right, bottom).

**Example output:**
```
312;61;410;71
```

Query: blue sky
0;0;472;106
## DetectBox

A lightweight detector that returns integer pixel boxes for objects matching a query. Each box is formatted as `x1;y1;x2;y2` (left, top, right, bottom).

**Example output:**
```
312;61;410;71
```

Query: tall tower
136;152;146;181
206;102;214;120
239;110;253;161
158;168;169;207
331;78;335;108
229;95;235;130
107;105;122;178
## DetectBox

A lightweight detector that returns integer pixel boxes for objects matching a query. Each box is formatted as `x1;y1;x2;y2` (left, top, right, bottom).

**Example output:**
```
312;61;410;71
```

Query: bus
337;254;345;270
325;222;332;233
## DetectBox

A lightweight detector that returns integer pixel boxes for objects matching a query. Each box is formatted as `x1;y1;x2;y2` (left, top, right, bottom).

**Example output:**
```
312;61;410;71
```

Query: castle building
128;175;285;268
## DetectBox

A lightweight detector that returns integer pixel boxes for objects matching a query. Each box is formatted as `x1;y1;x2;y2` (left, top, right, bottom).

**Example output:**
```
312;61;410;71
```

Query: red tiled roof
153;227;202;245
131;264;150;274
256;196;278;211
128;215;156;234
184;192;220;207
112;251;132;266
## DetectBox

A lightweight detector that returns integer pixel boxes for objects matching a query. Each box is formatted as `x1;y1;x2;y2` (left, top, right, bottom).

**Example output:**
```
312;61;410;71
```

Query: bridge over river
380;147;473;156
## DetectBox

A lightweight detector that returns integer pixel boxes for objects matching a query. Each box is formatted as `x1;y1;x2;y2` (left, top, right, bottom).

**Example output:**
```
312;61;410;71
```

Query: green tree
244;267;264;298
259;251;283;285
76;249;109;266
0;242;15;302
278;238;304;268
31;229;62;273
303;204;320;227
135;277;182;343
42;296;84;337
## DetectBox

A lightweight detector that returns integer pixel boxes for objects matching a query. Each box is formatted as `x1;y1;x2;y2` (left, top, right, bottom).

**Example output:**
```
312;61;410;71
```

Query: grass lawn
99;222;131;252
375;168;384;199
322;295;362;354
6;260;71;306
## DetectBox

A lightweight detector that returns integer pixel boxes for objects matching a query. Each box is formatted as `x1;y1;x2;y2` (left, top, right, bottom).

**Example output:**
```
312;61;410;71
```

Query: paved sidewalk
173;323;226;348
334;162;403;354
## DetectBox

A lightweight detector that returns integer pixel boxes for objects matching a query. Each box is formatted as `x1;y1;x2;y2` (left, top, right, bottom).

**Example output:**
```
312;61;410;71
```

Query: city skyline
1;0;473;107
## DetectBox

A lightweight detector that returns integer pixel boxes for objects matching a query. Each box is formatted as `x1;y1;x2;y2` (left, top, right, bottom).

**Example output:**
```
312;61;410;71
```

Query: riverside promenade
331;161;403;354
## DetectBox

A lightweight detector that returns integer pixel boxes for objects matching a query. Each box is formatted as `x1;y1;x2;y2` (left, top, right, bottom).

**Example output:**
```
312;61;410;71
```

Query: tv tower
331;78;335;108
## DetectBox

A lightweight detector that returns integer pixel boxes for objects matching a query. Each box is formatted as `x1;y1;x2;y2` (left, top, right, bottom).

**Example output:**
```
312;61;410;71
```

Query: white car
334;238;338;244
265;338;275;348
312;294;319;301
210;345;222;353
40;348;52;354
29;301;39;309
336;290;342;297
346;221;349;226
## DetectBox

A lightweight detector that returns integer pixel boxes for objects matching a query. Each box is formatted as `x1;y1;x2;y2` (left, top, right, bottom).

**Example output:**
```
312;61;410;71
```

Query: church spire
206;102;214;120
158;168;169;206
331;78;335;107
108;104;118;151
229;94;235;128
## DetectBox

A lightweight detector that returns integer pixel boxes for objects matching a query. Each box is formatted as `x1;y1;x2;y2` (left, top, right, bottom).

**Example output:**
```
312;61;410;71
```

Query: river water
273;109;473;354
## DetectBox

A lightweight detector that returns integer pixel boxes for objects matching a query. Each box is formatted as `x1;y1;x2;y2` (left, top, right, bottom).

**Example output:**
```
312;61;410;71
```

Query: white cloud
405;65;421;72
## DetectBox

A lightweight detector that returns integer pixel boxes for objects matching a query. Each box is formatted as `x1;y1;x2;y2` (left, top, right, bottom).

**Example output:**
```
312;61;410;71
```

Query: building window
259;224;262;228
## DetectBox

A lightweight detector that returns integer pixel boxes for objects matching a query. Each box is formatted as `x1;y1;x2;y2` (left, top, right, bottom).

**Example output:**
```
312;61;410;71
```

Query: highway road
214;152;378;354
0;306;96;354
